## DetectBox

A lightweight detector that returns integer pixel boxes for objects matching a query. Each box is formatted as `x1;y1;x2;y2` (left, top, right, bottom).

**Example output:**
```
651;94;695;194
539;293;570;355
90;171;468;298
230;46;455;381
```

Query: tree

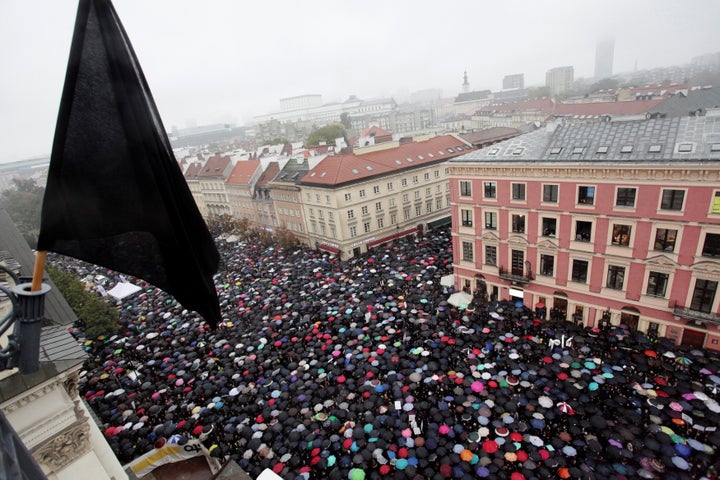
306;123;347;147
275;226;298;250
47;264;119;339
340;112;351;129
0;177;43;247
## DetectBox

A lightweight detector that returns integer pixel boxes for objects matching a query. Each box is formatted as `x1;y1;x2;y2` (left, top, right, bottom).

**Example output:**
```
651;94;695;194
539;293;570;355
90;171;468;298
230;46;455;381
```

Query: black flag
38;0;221;328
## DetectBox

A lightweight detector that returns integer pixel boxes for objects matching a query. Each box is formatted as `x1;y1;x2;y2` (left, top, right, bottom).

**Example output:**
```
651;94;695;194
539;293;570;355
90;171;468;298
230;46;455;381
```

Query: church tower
462;71;470;93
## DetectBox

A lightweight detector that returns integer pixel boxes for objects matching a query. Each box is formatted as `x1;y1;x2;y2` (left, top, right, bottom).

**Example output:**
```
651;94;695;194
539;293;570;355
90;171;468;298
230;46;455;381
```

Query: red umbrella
482;440;499;454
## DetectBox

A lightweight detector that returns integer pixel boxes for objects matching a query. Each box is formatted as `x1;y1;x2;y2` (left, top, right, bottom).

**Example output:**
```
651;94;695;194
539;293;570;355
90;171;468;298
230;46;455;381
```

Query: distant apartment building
184;161;207;217
502;74;525;90
298;135;474;258
594;38;614;80
449;115;720;351
269;158;312;243
546;66;574;96
254;162;281;230
225;159;262;224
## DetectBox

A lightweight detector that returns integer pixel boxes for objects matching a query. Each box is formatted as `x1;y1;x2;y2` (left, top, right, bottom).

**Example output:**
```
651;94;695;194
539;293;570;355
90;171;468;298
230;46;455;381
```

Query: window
373;186;380;194
349;226;357;238
404;207;411;220
318;210;324;219
461;209;473;227
390;213;397;225
320;224;326;235
315;194;320;202
578;186;595;205
377;217;384;229
460;181;472;197
511;183;526;201
485;245;497;266
575;221;592;242
328;212;334;221
426;201;432;213
540;254;554;276
389;198;395;208
426;187;431;196
606;265;625;290
646;271;669;297
434;170;440;178
415;205;422;217
309;208;314;217
330;225;336;238
387;182;393;191
436;197;442;209
413;175;419;184
543;184;558;203
661;189;684;211
620;145;633;153
611;224;632;247
414;191;421;199
401;178;408;187
375;201;382;212
361;206;369;215
359;189;366;198
485;212;497;229
462;241;474;262
712;192;720;213
648;145;662;153
511;214;525;233
571;260;589;283
654;228;677;252
703;233;720;257
542;218;557;237
344;193;351;201
511;250;525;276
403;193;409;203
691;279;717;313
483;182;496;199
616;187;636;207
347;209;355;219
424;172;430;181
596;146;609;154
363;222;371;233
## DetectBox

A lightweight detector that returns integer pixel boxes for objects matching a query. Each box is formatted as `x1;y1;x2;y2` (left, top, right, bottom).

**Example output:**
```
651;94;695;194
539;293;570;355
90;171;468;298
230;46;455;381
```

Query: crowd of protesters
60;227;720;480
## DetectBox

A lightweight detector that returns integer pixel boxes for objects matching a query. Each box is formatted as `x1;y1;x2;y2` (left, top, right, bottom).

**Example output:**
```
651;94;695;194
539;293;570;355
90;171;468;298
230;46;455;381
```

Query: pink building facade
449;117;720;351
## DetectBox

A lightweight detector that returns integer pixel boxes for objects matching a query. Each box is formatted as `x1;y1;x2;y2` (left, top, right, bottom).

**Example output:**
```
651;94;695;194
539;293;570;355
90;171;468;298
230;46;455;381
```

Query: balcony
498;266;532;285
672;304;720;326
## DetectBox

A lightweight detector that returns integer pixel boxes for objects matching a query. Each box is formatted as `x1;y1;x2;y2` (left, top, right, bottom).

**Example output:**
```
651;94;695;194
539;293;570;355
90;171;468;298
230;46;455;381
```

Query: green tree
340;112;351;129
306;123;347;147
47;264;119;339
0;177;43;247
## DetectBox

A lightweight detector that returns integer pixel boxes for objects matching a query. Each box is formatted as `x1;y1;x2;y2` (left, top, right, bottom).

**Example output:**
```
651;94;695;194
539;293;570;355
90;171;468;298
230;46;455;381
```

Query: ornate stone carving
64;373;79;399
32;420;91;473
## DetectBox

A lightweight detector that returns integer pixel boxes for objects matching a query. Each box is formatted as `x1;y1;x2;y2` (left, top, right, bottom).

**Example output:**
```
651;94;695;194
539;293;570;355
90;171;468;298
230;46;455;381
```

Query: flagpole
31;251;47;292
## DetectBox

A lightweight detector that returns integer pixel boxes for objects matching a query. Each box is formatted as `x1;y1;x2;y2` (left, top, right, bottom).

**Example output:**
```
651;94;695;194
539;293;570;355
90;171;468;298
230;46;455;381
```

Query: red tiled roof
198;155;231;178
184;162;202;179
256;162;280;187
300;135;473;187
226;159;260;186
360;125;393;138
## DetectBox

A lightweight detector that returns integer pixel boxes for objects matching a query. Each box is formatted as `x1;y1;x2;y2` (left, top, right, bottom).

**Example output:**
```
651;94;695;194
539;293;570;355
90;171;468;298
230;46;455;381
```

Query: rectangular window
511;183;526;201
461;209;473;227
436;197;443;209
328;212;334;221
387;182;394;191
654;228;677;252
691;279;717;313
389;198;395;208
349;226;357;237
415;205;422;217
426;201;432;213
712;191;720;213
511;250;525;276
616;187;636;207
661;189;684;211
390;213;397;225
460;181;472;197
347;209;354;219
375;201;382;212
320;224;326;235
462;241;474;262
483;182;496;199
540;254;554;276
373;186;380;194
543;184;559;203
511;214;525;233
434;170;440;178
703;233;720;257
485;212;497;229
363;222;371;233
611;224;632;246
315;194;320;202
318;210;324;219
606;265;625;290
404;208;411;220
309;208;314;217
424;172;430;181
578;186;595;205
361;206;369;215
646;271;669;297
413;175;419;184
414;191;420;199
575;221;592;242
330;225;336;238
377;217;384;229
485;245;497;266
426;187;431;196
403;193;409;203
359;189;366;198
571;259;589;283
326;195;330;204
542;218;557;236
401;178;408;187
346;192;353;201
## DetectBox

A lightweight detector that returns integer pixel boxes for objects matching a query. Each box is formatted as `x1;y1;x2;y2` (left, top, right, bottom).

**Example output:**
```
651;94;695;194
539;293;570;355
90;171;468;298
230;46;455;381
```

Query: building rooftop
452;116;720;164
225;160;260;186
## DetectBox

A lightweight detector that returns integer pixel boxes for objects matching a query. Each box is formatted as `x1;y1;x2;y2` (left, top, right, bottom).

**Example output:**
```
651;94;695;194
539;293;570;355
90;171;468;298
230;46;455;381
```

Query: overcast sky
1;0;719;164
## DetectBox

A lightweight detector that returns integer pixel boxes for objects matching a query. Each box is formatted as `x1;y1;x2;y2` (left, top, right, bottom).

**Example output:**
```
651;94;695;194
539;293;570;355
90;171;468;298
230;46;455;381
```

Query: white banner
128;437;220;478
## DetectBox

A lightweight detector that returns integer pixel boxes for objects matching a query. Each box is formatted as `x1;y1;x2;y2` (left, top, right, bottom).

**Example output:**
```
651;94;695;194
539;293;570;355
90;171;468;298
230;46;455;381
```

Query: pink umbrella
438;424;451;434
175;379;184;386
471;381;485;393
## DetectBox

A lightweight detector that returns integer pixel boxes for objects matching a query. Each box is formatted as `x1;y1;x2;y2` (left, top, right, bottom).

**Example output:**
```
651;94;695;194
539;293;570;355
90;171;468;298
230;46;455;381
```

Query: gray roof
0;209;86;403
648;87;720;118
452;116;720;164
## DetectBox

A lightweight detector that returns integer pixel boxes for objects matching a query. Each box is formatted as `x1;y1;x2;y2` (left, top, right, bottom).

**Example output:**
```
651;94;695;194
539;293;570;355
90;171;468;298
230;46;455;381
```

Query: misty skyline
1;0;719;164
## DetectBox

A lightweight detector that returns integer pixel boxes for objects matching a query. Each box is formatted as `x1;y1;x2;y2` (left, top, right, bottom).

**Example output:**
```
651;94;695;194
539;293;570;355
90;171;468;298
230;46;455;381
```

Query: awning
428;216;451;228
367;227;417;248
318;244;340;254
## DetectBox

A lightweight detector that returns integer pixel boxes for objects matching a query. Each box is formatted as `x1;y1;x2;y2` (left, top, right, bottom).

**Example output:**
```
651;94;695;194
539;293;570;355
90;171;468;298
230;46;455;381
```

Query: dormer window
596;146;609;154
620;145;633;153
549;147;562;155
648;145;662;153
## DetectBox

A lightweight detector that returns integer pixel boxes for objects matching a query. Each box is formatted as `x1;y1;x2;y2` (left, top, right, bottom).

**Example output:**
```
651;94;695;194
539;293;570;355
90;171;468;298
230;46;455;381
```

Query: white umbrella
440;274;455;287
447;291;473;308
